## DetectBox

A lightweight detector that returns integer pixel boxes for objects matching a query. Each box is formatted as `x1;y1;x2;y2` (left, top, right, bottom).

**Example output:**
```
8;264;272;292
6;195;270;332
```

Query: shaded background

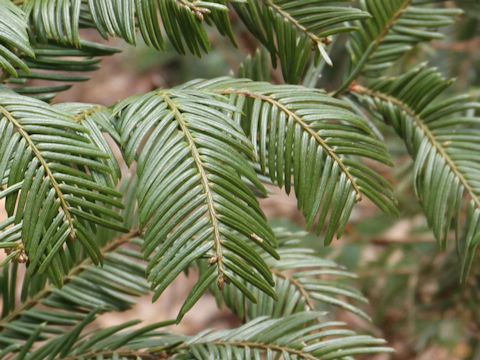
1;1;480;359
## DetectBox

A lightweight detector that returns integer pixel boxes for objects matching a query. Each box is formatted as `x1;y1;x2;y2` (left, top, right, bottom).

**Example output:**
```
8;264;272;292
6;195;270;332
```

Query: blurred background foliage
43;1;479;359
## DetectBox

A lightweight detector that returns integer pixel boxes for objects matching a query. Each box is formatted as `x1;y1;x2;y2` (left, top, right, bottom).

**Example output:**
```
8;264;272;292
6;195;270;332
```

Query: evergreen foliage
0;0;478;358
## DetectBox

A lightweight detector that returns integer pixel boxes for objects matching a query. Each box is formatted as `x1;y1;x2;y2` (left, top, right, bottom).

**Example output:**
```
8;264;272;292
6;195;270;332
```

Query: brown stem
351;85;480;210
0;229;140;328
217;88;362;201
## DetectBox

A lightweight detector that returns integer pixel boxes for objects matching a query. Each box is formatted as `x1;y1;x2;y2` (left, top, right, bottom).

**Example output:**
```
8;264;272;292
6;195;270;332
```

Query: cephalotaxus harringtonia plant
0;0;478;358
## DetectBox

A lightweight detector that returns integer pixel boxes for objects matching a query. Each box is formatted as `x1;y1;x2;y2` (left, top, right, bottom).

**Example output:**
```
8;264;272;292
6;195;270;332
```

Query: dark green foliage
0;0;478;359
0;89;126;287
113;88;277;307
0;233;148;349
215;229;372;322
0;0;33;77
9;40;120;102
183;78;397;242
350;64;480;279
232;0;370;82
173;312;393;359
11;312;393;360
343;0;461;83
